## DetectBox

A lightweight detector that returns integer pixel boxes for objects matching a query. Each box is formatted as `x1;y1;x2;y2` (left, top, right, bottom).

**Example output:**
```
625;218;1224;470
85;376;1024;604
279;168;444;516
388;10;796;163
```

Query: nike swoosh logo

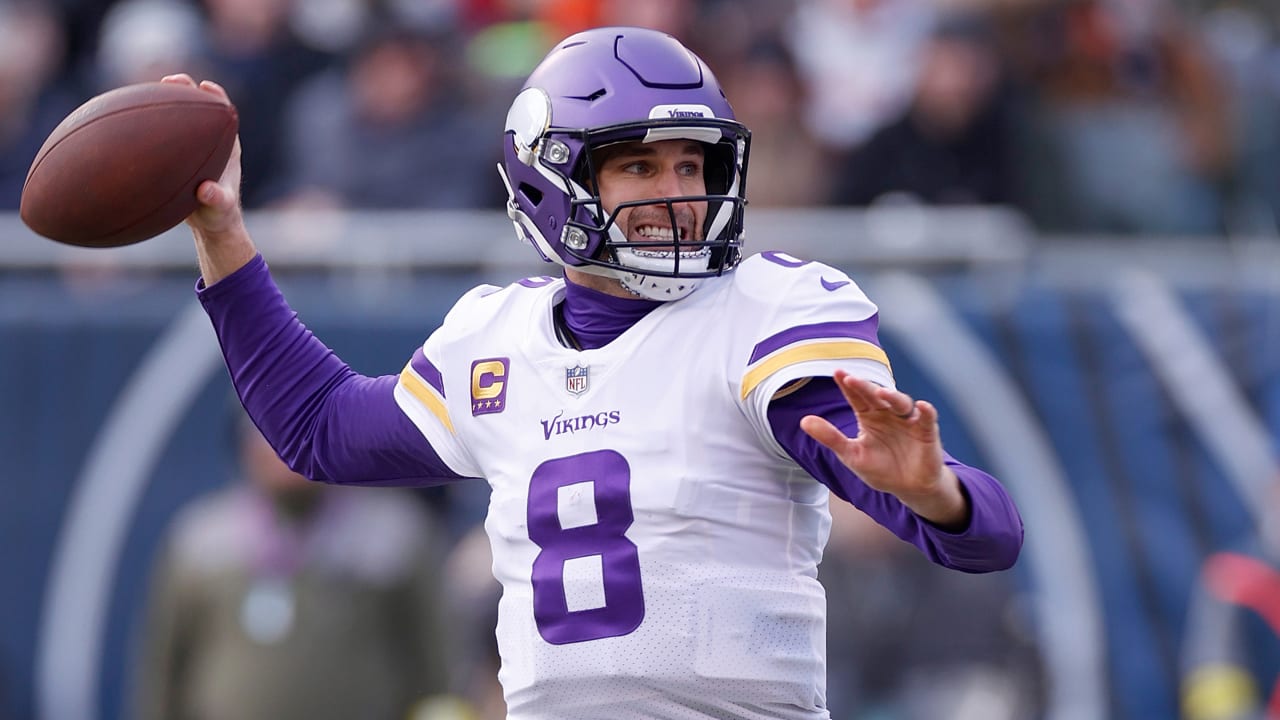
821;277;850;292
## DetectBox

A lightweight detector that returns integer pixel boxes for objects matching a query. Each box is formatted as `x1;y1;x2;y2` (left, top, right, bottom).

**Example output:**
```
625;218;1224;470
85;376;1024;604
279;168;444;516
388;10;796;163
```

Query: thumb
197;179;231;209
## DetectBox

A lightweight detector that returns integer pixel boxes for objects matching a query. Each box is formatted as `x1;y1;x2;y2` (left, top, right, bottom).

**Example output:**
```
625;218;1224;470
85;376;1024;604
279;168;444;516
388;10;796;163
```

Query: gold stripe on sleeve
399;366;455;434
740;340;891;400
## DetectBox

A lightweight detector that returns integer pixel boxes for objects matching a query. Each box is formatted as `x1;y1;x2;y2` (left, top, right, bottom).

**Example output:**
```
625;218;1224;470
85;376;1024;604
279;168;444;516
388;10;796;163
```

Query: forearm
769;377;1024;572
197;254;464;486
191;216;257;286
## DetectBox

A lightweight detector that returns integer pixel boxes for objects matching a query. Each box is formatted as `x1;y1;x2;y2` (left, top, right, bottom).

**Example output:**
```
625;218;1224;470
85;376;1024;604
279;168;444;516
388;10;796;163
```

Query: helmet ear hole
704;142;733;195
519;183;544;207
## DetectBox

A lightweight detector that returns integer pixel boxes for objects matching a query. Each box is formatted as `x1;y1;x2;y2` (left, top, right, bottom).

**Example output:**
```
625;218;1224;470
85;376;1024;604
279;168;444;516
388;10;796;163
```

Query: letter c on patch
472;360;507;400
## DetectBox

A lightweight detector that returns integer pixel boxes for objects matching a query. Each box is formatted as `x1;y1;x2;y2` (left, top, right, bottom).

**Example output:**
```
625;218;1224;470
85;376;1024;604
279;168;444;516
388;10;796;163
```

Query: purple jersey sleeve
768;377;1023;572
196;255;468;487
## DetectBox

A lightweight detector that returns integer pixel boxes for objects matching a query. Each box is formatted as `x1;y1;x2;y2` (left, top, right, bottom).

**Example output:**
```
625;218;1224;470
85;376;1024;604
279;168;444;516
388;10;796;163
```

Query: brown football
20;82;238;248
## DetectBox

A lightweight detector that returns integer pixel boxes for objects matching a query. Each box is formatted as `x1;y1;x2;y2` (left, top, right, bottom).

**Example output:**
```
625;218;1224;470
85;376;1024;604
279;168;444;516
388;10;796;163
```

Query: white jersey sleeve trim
741;356;897;461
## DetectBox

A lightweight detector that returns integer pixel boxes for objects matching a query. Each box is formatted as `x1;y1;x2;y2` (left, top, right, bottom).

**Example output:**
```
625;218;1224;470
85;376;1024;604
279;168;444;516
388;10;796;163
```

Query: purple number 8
527;450;645;644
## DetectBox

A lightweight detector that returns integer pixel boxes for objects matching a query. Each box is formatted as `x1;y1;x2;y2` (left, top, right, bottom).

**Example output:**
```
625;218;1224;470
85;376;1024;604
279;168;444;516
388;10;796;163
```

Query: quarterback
174;26;1023;720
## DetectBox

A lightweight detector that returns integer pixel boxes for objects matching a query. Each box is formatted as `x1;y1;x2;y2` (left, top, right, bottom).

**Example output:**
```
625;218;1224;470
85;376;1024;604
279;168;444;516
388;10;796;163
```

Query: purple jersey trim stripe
410;347;446;396
748;319;881;365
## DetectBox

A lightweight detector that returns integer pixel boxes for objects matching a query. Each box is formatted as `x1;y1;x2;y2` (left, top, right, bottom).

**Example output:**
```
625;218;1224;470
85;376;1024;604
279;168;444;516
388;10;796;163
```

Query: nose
653;165;687;200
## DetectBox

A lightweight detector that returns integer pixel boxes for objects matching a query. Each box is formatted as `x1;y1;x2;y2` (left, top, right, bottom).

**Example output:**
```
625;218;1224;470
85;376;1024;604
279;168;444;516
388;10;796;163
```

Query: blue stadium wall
2;254;1278;720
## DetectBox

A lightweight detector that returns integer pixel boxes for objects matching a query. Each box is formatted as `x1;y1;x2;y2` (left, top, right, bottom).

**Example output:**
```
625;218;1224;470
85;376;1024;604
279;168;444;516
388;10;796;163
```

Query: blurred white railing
2;206;1276;292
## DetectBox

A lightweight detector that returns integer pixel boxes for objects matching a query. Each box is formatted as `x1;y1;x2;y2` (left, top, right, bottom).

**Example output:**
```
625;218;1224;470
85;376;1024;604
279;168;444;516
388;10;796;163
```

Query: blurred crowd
0;0;1277;235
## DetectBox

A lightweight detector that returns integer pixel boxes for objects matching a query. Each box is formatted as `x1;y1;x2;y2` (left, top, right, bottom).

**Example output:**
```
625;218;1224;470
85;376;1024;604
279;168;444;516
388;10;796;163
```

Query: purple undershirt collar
561;276;663;350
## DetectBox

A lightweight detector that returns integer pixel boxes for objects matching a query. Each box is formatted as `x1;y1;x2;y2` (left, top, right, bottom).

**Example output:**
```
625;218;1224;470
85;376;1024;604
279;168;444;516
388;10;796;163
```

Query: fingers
833;370;940;434
831;369;873;413
913;399;940;440
915;399;937;424
160;75;231;104
834;370;914;417
198;80;231;103
800;414;850;453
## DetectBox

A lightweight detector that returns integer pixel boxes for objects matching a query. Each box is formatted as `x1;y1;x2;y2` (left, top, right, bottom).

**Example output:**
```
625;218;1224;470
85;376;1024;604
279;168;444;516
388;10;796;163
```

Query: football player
172;25;1023;720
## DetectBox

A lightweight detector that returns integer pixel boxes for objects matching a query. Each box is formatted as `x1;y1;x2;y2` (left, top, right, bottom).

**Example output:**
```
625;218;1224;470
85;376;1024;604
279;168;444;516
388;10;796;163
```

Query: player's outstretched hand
160;74;243;238
800;369;968;528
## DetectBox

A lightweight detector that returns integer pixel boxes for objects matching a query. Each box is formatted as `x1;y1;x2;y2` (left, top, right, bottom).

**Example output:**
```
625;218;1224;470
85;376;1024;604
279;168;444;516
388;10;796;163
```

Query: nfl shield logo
565;365;589;396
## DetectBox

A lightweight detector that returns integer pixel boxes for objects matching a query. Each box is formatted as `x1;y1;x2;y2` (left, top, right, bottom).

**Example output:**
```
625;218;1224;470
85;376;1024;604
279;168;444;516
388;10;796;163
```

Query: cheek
613;206;632;233
681;177;707;219
597;180;642;232
597;182;622;221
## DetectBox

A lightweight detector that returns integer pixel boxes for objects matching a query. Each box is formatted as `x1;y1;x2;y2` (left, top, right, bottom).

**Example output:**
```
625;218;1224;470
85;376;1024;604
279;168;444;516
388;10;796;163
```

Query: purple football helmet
498;27;751;300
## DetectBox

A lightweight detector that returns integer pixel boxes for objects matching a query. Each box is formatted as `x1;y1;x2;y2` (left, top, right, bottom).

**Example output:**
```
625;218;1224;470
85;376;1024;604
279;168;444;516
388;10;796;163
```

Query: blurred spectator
196;0;331;207
1199;2;1280;234
133;414;452;720
721;40;830;207
785;0;937;151
829;15;1018;207
464;0;558;86
440;523;505;720
0;1;79;209
1020;0;1231;234
538;0;602;37
690;0;801;77
288;0;376;54
274;24;498;208
94;0;206;88
461;0;723;103
598;0;698;38
820;493;1043;720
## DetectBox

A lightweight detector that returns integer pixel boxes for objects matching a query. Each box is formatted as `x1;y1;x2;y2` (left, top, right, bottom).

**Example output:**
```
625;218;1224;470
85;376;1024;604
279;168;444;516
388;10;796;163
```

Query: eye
677;161;702;177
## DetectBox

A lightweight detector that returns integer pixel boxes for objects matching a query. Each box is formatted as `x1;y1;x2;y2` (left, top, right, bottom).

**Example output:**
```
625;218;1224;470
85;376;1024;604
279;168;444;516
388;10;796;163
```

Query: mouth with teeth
619;216;710;273
631;224;690;244
625;224;708;270
614;228;712;280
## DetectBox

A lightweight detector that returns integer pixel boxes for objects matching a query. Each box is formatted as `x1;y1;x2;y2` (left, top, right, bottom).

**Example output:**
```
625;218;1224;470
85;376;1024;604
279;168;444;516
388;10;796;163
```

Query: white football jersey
394;253;894;720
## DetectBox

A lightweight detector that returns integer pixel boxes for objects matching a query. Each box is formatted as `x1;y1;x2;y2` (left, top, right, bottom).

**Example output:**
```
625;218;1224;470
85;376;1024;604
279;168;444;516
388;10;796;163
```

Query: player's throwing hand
160;74;244;237
160;74;255;285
